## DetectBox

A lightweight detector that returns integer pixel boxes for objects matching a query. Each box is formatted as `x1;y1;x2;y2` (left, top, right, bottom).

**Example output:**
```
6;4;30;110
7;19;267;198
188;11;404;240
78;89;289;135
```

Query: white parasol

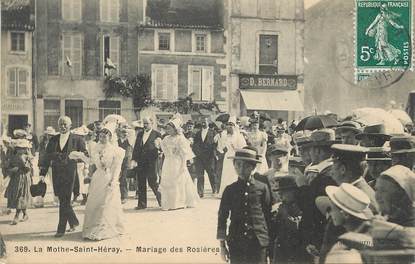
352;108;404;134
102;114;127;125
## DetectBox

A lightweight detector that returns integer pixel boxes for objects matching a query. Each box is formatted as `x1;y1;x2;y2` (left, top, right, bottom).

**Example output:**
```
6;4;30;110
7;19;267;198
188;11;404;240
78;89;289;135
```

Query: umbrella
102;114;126;125
295;115;338;131
352;108;404;134
388;109;413;126
215;113;230;123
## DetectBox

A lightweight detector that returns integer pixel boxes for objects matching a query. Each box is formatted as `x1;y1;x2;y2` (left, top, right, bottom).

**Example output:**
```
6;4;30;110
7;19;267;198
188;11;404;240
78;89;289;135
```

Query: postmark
355;0;413;81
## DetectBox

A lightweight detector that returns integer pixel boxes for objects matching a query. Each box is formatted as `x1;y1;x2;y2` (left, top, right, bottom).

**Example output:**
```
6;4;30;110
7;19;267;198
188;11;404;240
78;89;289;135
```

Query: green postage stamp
355;0;413;78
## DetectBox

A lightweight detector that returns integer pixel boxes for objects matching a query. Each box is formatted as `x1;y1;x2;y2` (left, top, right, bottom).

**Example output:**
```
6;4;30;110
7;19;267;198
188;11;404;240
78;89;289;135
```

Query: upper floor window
62;0;82;21
258;34;278;74
100;0;119;22
10;32;25;52
8;68;29;97
188;66;213;101
62;33;83;76
151;64;178;100
193;32;210;53
158;33;171;51
103;35;120;75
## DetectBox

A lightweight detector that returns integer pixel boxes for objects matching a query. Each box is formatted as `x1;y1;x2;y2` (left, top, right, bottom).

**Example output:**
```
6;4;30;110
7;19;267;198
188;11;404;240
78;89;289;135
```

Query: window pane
44;99;61;130
99;100;121;120
18;33;25;51
196;34;206;52
65;100;83;128
202;68;213;101
11;33;18;50
11;32;24;51
110;37;119;73
259;35;278;65
159;33;170;50
9;69;16;96
259;65;278;75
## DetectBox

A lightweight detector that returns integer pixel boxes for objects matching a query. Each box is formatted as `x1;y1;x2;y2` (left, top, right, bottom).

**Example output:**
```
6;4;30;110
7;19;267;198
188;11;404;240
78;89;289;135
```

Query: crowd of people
216;109;415;264
0;106;414;264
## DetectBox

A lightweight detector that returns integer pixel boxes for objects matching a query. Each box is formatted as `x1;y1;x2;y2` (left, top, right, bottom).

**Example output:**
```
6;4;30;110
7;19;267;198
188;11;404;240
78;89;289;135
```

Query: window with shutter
151;65;178;100
7;68;29;97
188;66;213;101
62;0;82;21
259;34;278;75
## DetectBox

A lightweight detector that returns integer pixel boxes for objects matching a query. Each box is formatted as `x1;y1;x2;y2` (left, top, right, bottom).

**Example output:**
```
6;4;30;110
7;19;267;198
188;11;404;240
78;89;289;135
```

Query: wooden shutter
155;68;164;99
202;67;213;101
72;34;82;76
8;68;16;96
110;36;119;73
62;0;71;20
110;0;119;22
63;34;72;75
101;0;108;21
73;0;82;20
18;69;27;96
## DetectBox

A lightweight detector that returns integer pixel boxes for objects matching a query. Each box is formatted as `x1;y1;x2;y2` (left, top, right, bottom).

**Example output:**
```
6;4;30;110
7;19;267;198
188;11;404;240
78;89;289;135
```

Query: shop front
239;74;304;122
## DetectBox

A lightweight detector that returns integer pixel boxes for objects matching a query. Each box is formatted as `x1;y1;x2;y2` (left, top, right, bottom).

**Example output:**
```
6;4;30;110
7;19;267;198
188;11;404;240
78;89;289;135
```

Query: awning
240;90;304;111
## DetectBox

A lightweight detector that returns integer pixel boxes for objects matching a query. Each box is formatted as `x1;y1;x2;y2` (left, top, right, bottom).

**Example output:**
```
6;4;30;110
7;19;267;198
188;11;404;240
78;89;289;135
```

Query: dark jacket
217;177;272;247
39;133;87;196
132;129;161;166
118;138;133;175
192;128;216;158
254;172;279;205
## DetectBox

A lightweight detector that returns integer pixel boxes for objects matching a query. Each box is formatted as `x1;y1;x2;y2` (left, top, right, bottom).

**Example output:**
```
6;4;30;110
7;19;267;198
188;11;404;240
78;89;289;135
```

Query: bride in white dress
159;117;199;211
77;123;125;240
218;117;247;197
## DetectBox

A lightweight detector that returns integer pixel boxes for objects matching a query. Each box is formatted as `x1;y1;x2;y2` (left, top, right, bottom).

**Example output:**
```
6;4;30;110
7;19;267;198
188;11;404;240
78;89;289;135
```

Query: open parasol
295;115;338;131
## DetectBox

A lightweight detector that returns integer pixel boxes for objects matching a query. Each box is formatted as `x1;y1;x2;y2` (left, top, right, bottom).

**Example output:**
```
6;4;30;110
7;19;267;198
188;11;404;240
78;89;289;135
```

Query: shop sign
239;74;297;90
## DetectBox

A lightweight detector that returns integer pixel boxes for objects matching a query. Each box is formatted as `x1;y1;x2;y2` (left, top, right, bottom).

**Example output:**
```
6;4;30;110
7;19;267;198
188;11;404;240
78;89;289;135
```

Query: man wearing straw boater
217;146;271;264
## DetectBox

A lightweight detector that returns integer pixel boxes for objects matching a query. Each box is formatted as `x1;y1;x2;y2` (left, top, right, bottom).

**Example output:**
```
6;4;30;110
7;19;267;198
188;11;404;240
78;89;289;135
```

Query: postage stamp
355;0;413;80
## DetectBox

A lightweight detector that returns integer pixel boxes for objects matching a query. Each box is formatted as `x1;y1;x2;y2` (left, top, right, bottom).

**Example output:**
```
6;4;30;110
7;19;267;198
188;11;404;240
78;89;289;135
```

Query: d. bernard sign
239;74;297;90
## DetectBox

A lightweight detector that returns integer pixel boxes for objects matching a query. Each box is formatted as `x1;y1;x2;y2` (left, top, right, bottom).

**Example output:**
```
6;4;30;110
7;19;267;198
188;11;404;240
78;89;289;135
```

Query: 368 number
360;46;374;62
14;246;30;252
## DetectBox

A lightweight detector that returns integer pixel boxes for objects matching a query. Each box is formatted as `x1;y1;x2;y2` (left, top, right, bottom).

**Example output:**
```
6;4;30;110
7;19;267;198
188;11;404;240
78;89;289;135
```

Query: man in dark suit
131;117;162;209
192;118;218;197
39;116;87;237
117;124;133;204
217;147;271;264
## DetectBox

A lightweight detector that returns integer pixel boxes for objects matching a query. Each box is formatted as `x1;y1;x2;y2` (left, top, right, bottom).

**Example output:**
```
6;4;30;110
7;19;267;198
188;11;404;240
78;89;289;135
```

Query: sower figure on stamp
217;147;272;264
39;116;88;237
192;118;218;197
131;117;162;209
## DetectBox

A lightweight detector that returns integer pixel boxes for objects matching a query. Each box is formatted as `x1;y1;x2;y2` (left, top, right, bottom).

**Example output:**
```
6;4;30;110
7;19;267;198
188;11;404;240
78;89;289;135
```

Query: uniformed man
217;147;271;264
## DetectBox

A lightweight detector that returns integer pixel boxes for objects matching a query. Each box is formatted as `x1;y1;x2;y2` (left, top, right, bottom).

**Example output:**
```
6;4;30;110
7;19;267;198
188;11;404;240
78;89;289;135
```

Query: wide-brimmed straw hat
336;120;363;134
316;183;373;220
228;147;262;163
389;135;415;154
303;128;340;148
366;146;392;161
267;143;289;156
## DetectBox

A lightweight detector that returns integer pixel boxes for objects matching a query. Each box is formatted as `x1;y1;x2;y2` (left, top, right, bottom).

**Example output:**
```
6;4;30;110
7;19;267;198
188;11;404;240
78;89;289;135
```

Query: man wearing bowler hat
335;120;363;145
217;146;271;264
355;123;391;147
298;129;339;259
389;135;415;170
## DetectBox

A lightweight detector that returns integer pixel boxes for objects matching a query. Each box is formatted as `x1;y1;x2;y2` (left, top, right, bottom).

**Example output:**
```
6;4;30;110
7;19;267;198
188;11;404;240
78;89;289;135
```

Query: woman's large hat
13;129;28;139
71;125;90;136
228;147;262;163
12;139;32;149
167;117;183;130
316;183;373;220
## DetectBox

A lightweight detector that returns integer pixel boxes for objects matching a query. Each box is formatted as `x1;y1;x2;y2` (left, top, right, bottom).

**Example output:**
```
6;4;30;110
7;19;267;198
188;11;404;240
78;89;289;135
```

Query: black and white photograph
1;0;415;263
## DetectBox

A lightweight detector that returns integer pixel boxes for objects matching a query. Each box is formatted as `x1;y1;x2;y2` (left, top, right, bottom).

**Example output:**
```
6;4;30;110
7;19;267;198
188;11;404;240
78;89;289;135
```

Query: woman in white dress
79;123;125;240
246;118;269;174
159;117;199;211
218;117;247;197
